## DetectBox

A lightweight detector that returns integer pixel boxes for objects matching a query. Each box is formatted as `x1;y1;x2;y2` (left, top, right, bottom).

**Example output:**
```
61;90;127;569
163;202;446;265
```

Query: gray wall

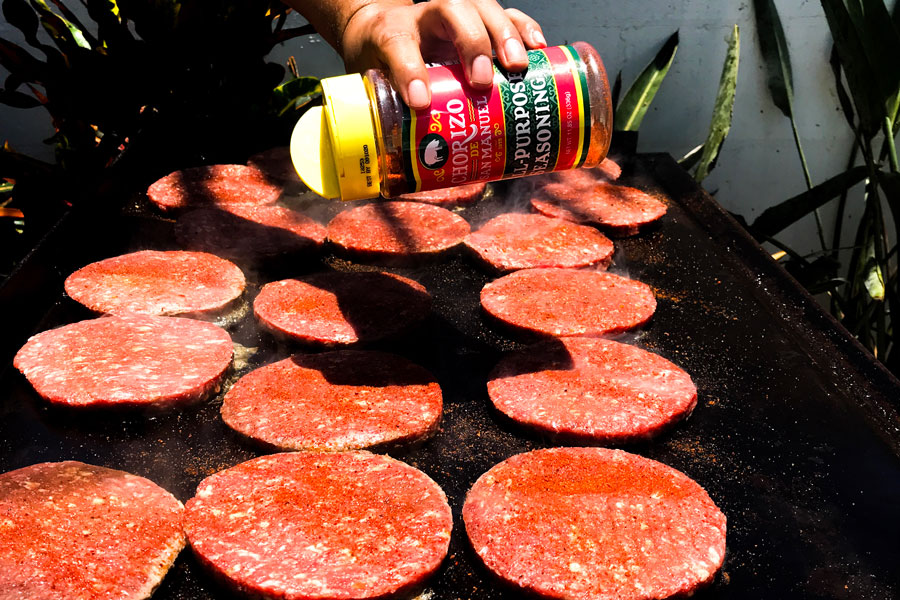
0;1;879;256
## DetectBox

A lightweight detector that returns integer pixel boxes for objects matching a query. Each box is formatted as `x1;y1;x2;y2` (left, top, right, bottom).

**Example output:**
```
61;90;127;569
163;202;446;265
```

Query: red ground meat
488;337;697;442
13;314;233;409
480;268;656;337
184;451;453;600
395;182;487;206
0;461;185;600
175;205;326;262
64;250;245;317
463;447;727;600
532;180;666;236
146;164;282;212
253;271;431;345
464;213;614;272
221;350;442;451
326;201;470;263
597;157;622;180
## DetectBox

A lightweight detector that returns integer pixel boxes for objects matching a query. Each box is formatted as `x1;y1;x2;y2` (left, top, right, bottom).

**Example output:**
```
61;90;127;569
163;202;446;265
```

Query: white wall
1;0;884;256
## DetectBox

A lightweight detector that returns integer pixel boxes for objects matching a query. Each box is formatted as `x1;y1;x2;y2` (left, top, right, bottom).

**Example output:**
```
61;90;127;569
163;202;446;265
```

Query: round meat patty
147;164;282;212
532;181;666;236
488;337;697;442
253;271;431;345
64;250;245;318
465;213;614;272
480;268;656;337
396;181;487;206
463;447;727;600
326;201;470;263
175;205;326;262
13;314;233;409
221;350;442;451
0;461;185;600
185;451;453;600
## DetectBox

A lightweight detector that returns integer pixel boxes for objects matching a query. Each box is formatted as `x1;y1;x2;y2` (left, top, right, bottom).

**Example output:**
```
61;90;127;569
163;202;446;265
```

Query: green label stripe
499;50;561;178
562;45;592;168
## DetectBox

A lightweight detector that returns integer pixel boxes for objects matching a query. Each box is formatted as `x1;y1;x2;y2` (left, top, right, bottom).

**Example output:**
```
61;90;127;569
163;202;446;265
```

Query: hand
339;0;546;109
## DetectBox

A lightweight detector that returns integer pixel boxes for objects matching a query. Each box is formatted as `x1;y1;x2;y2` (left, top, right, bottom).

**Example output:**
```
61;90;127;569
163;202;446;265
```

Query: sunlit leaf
694;25;740;182
678;143;704;171
28;0;91;49
864;259;885;301
614;31;678;132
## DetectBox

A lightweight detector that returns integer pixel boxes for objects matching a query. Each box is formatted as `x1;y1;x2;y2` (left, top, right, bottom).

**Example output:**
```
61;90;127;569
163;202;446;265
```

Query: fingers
377;30;433;109
342;4;433;110
425;0;495;88
469;0;527;71
505;8;547;49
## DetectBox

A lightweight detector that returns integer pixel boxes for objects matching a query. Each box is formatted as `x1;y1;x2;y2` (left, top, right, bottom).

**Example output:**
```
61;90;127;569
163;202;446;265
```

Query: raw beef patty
14;314;233;409
488;337;697;442
185;451;453;600
463;447;727;600
0;461;185;600
64;250;245;317
480;268;656;337
221;350;442;451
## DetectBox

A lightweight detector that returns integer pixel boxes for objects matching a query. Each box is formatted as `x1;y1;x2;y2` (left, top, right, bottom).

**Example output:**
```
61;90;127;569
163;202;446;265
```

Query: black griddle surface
2;154;899;599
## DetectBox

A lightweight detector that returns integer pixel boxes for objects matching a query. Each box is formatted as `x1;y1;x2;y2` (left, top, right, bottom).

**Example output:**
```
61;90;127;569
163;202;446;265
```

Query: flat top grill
1;153;899;599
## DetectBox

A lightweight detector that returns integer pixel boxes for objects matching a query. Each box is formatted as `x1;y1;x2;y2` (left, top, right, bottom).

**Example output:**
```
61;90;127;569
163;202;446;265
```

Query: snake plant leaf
28;0;91;49
0;38;47;84
614;30;678;132
3;0;40;47
754;0;812;188
750;165;868;238
863;258;885;301
693;25;740;182
829;46;858;131
879;170;900;242
0;88;42;108
820;0;884;138
848;0;900;117
753;0;793;118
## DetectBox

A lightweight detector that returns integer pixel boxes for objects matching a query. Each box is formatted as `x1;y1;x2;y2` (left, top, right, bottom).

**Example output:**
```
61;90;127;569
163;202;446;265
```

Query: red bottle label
400;45;591;193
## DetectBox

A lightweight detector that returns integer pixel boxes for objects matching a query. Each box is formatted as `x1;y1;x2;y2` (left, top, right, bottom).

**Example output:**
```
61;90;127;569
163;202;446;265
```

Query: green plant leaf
750;165;868;237
850;0;900;117
3;0;40;47
0;38;47;83
863;258;885;301
28;0;91;49
753;0;794;118
754;0;813;190
614;31;678;132
693;25;740;182
820;0;885;137
0;88;42;108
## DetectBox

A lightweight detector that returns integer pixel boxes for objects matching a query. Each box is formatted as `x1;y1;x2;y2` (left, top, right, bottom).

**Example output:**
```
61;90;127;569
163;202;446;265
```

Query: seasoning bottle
290;42;612;201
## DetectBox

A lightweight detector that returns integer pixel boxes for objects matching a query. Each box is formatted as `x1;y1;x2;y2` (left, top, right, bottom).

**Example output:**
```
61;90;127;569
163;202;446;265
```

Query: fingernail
532;30;547;48
407;79;429;108
505;38;527;63
471;55;494;86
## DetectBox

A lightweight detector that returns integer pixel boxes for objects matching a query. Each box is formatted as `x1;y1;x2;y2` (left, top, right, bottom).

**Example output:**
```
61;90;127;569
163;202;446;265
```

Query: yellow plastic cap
290;74;380;201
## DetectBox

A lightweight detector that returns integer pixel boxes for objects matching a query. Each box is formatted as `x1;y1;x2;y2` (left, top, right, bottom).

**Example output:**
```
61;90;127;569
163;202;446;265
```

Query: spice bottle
291;42;612;201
